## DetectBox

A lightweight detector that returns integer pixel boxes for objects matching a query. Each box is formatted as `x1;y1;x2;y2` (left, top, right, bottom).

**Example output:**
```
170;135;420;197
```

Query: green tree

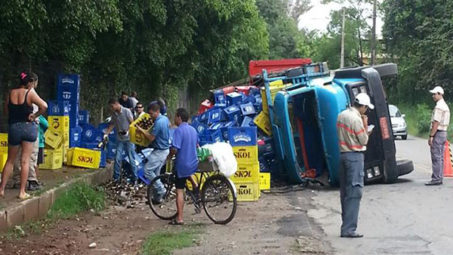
382;0;453;103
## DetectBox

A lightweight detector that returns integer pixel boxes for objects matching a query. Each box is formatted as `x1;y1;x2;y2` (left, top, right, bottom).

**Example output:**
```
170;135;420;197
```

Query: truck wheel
396;159;414;176
402;135;407;140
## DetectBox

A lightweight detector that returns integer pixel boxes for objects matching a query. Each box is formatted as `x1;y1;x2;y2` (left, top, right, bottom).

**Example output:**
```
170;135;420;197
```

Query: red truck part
248;58;312;78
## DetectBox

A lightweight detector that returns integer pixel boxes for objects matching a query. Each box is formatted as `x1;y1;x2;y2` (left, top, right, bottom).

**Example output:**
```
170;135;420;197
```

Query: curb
0;166;112;232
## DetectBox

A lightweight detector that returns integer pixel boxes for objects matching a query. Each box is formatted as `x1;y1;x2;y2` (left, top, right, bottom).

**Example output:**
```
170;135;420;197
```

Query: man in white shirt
426;86;450;185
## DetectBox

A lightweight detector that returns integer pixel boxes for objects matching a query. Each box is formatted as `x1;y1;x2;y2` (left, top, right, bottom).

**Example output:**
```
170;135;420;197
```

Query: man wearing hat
336;93;374;238
426;86;450;185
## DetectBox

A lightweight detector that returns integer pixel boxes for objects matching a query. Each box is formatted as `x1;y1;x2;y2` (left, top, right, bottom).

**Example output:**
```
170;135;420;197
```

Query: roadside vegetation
142;223;205;255
1;182;106;240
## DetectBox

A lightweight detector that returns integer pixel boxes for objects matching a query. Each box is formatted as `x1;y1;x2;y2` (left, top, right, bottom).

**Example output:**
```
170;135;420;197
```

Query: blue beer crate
208;122;223;131
199;129;223;146
240;102;256;116
81;124;100;143
199;110;210;123
214;89;226;105
98;123;116;141
226;92;243;106
228;126;257;146
221;121;237;141
241;116;255;127
224;104;241;121
242;95;257;104
99;150;106;168
78;110;90;126
195;123;209;136
208;108;225;124
47;100;70;116
80;142;99;149
106;141;117;160
57;74;80;101
250;87;260;96
70;126;83;148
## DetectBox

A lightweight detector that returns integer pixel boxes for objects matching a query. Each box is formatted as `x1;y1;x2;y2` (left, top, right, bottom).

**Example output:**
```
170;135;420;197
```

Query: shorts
38;147;44;164
175;176;188;189
8;122;38;146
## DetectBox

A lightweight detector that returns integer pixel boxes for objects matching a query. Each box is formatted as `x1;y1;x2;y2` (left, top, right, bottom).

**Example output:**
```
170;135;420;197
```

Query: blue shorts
8;122;38;146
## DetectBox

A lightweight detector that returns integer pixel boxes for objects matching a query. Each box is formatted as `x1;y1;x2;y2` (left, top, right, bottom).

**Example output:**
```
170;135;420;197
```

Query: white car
388;104;407;140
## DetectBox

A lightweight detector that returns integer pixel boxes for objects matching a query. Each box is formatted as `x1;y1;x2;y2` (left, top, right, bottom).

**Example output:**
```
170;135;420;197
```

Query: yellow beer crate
41;148;63;170
235;181;260;202
260;80;289;114
0;152;7;172
66;148;74;166
253;112;272;136
129;113;153;147
231;162;260;183
62;144;69;164
44;130;63;149
232;146;258;164
0;133;8;153
259;172;271;190
70;147;101;169
48;116;70;133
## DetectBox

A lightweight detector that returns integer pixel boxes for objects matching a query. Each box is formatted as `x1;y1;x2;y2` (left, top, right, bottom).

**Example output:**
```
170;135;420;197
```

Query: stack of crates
228;126;260;201
41;116;69;169
0;133;8;171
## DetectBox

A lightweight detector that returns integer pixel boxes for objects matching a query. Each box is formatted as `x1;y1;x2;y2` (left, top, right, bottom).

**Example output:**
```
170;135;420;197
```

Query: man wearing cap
426;86;450;186
336;93;374;238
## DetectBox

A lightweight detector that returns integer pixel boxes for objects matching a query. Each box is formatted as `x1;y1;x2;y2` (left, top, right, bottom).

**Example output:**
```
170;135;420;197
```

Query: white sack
202;142;237;177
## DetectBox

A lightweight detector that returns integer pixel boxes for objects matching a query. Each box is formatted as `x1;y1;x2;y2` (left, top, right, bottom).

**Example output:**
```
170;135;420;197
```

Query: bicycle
147;159;237;224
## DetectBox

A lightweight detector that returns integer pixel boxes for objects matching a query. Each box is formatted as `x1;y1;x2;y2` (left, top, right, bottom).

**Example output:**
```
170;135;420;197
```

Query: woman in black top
0;72;47;199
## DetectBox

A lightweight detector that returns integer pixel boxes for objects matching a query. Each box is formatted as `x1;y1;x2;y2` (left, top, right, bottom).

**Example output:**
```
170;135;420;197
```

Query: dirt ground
0;186;333;255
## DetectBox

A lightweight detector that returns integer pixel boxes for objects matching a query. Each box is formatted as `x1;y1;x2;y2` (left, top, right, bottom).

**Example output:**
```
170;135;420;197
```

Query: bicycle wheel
147;174;177;220
201;175;237;224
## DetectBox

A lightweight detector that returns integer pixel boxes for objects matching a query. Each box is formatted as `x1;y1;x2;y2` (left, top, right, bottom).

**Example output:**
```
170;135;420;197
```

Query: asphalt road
308;135;453;255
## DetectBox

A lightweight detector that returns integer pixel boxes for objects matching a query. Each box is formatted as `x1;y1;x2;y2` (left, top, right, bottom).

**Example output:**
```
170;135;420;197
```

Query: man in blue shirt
167;108;199;225
136;102;170;202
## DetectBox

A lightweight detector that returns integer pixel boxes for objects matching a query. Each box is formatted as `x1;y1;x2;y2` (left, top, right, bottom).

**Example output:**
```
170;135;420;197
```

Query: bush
415;103;432;134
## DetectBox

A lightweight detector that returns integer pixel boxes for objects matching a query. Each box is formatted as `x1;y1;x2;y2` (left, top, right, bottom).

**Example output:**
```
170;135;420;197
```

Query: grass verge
1;182;106;240
142;223;205;255
47;182;106;219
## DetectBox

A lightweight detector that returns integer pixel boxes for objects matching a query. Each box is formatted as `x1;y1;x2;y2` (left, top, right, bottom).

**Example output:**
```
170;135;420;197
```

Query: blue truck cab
263;63;414;185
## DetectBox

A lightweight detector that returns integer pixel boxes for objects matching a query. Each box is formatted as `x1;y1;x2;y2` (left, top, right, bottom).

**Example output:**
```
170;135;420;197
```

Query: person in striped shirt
336;93;374;238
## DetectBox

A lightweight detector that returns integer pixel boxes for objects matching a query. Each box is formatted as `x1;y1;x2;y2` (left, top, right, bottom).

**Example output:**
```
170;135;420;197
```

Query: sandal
169;219;184;225
18;193;31;200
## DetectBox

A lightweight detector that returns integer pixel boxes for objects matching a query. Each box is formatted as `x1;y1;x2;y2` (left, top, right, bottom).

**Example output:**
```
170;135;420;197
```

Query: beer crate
44;130;63;149
129;113;152;147
230;162;260;183
69;147;101;169
63;144;69;164
228;127;257;146
41;148;63;170
232;146;258;164
48;116;70;133
234;181;260;202
253;111;272;136
260;80;287;114
0;152;7;172
259;172;271;190
0;133;8;153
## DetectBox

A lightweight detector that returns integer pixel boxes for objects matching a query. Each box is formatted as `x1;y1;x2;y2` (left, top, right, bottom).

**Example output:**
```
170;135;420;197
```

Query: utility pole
371;0;377;65
340;8;345;68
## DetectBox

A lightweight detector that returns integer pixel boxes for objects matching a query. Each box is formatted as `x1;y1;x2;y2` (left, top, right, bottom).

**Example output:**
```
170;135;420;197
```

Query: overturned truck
254;60;413;185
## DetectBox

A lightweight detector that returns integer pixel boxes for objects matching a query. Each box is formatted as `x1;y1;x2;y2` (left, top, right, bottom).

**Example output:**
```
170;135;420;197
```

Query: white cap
429;86;444;95
354;93;374;109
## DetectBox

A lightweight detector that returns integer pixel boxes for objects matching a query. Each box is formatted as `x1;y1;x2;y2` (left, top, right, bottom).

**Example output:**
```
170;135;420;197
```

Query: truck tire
396;159;414;176
371;63;398;77
402;135;407;140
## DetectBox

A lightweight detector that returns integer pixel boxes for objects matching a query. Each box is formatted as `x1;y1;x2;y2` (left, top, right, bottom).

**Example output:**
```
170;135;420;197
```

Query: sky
297;0;383;37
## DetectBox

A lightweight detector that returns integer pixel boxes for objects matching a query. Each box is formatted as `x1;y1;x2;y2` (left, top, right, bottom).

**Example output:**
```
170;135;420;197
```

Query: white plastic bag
202;142;237;177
